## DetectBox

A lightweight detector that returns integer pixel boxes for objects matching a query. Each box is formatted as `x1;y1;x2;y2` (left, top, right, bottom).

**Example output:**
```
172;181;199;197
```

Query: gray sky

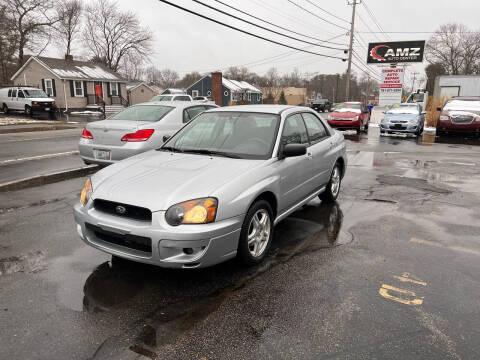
64;0;480;84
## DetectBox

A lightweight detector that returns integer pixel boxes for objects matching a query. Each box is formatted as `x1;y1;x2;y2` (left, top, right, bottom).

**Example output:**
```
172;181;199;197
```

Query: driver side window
281;114;309;146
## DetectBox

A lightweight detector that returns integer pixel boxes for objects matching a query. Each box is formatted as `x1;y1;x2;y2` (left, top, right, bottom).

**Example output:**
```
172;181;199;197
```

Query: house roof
126;81;155;92
188;75;262;93
11;56;125;82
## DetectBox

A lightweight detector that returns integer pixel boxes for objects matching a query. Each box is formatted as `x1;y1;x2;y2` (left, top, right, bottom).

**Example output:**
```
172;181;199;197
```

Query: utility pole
411;71;419;92
345;0;360;101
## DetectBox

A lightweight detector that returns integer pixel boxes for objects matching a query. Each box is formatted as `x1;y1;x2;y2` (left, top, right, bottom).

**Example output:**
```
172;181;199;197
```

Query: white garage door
440;86;460;98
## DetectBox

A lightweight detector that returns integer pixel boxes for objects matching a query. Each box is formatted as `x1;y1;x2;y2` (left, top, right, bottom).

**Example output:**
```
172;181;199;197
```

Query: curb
0;165;99;192
0;125;74;134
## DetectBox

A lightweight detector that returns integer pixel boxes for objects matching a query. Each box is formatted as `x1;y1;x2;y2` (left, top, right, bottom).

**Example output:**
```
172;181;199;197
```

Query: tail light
81;127;93;139
121;129;155;142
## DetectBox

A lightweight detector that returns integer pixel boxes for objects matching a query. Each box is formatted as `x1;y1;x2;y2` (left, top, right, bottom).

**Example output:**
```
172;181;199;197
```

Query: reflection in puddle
80;201;347;355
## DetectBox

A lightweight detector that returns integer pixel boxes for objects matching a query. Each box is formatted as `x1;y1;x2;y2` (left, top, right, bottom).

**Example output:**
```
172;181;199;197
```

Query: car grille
390;120;407;124
93;199;152;221
86;223;152;254
451;115;473;124
332;117;353;121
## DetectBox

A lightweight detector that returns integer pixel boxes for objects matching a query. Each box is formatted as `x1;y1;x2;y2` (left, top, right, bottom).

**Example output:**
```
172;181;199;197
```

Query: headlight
165;197;217;226
32;101;37;105
354;116;359;121
439;115;449;121
409;117;419;124
80;178;93;206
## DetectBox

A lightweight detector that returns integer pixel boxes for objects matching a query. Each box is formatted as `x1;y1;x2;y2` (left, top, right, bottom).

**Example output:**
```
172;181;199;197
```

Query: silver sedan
74;105;347;268
79;101;217;164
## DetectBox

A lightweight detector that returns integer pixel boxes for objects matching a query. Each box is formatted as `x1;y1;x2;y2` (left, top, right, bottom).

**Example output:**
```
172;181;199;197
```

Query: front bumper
78;139;151;164
31;103;56;112
73;202;243;268
436;120;480;133
380;122;420;133
328;119;360;130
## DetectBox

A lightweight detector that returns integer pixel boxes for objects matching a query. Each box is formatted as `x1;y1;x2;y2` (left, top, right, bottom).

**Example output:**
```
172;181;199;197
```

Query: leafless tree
55;0;82;56
83;0;152;72
158;69;179;89
120;53;145;81
426;23;480;75
261;67;282;100
0;5;18;84
176;72;203;89
5;0;60;65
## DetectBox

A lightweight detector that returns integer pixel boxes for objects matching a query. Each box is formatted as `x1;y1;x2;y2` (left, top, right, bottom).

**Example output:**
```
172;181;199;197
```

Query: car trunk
87;120;150;146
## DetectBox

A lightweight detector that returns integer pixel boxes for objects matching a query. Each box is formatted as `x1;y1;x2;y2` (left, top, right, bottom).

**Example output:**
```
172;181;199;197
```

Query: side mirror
421;111;427;115
163;135;171;142
382;111;386;114
280;143;307;159
436;107;442;112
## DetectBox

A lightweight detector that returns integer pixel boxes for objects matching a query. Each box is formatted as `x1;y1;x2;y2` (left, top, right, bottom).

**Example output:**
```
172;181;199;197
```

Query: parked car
436;96;480;136
79;101;217;165
380;103;425;136
327;102;370;134
0;86;56;116
311;98;331;112
149;94;192;102
74;105;347;268
193;96;212;102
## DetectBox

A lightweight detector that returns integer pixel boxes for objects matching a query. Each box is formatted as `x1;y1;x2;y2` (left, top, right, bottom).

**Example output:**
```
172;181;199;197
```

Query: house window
192;90;199;98
73;81;84;97
45;79;54;97
110;82;119;96
207;90;211;96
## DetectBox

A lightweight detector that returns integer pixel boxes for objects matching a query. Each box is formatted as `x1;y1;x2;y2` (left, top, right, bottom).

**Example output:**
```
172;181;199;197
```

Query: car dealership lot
1;127;480;359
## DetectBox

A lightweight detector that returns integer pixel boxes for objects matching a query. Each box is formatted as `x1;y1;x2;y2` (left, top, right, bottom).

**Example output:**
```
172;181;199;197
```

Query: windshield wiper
157;146;183;153
181;149;241;158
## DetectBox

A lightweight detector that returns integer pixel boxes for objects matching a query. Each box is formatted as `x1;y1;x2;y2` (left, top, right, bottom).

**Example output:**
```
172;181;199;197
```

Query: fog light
183;248;194;255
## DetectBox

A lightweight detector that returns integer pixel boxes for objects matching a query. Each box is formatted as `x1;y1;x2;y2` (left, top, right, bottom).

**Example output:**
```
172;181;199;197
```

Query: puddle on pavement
0;250;47;275
74;201;349;356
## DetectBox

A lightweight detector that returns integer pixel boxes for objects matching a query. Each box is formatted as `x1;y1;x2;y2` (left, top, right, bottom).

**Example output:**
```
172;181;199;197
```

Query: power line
192;0;346;51
356;12;382;42
213;0;347;46
351;61;380;81
157;0;347;60
302;0;351;24
285;0;350;31
362;0;391;40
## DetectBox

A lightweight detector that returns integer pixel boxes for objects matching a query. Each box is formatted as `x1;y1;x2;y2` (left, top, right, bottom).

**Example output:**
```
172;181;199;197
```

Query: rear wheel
2;104;9;114
237;200;274;266
320;163;341;203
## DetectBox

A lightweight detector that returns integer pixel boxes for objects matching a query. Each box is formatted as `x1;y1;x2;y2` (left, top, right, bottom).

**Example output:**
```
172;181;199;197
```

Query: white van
0;86;56;116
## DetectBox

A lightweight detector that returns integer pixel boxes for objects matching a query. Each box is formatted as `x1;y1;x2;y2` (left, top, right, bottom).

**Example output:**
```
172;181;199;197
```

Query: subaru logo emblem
115;205;126;214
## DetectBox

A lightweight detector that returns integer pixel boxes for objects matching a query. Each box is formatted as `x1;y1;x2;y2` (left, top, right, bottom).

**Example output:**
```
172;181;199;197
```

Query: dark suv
311;99;331;113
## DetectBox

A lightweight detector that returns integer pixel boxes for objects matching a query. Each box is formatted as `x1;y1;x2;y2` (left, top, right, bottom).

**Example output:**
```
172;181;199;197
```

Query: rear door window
184;106;206;123
8;90;12;97
11;90;17;98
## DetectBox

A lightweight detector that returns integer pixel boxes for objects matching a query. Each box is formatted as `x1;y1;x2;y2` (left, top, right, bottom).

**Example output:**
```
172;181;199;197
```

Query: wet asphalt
1;127;480;359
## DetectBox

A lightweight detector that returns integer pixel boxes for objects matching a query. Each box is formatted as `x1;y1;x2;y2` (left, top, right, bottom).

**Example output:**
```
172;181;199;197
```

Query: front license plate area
94;149;111;160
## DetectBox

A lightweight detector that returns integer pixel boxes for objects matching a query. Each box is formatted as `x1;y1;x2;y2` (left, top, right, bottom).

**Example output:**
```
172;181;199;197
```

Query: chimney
211;72;223;106
65;54;73;62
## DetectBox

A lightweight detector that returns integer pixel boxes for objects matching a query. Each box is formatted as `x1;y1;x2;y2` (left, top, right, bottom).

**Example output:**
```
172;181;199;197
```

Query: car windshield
150;95;173;102
408;93;424;102
387;104;419;114
109;105;173;121
444;100;480;111
334;103;361;113
160;112;280;160
23;89;49;98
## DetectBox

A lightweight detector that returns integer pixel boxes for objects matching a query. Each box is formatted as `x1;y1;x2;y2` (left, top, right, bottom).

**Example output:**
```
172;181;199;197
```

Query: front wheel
25;105;33;117
320;163;341;203
237;200;274;266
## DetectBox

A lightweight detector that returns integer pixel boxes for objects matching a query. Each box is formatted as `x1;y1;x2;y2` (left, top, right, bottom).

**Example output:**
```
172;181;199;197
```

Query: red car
437;96;480;135
327;102;370;134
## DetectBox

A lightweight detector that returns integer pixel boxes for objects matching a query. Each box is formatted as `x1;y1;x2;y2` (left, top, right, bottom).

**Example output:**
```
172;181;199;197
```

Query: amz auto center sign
367;41;425;64
379;68;404;106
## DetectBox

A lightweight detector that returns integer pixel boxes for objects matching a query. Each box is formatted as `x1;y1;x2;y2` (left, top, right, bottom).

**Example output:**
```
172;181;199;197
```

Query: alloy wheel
331;166;341;198
247;209;271;257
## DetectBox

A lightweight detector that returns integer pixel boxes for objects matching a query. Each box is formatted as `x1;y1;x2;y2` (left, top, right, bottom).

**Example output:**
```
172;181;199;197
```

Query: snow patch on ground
0;118;59;126
70;111;103;115
424;126;436;134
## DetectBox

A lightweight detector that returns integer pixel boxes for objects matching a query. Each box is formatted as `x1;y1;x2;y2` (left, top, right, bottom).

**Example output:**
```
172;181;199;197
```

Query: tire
237;200;274;266
320;163;341;203
25;105;33;117
111;255;138;268
2;104;8;114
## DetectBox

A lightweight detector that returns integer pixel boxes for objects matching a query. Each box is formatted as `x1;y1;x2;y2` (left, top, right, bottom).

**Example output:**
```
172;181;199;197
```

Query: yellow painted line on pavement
0;151;80;166
379;284;424;306
410;237;480;256
393;272;427;287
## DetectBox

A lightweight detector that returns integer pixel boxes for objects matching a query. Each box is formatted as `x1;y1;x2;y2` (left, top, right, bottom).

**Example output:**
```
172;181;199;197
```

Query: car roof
451;96;480;101
137;100;216;108
209;104;296;114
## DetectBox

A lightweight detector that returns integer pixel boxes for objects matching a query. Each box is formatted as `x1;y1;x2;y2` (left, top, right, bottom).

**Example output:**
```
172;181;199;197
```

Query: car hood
385;113;419;121
91;150;263;211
